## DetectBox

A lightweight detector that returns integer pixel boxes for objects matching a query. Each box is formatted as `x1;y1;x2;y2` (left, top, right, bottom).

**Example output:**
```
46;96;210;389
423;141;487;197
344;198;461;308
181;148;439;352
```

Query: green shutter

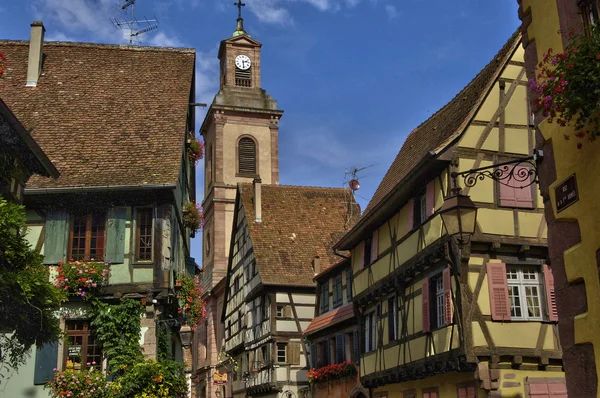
43;210;68;264
33;341;58;385
105;207;127;264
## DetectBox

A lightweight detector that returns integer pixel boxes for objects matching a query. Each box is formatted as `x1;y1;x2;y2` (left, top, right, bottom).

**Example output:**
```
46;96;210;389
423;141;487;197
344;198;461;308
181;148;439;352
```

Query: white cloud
245;0;367;25
384;4;398;20
148;31;184;47
45;31;76;42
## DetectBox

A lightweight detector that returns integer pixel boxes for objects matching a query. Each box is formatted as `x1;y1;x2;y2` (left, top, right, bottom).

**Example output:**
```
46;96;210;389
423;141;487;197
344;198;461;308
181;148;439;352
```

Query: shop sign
213;371;228;385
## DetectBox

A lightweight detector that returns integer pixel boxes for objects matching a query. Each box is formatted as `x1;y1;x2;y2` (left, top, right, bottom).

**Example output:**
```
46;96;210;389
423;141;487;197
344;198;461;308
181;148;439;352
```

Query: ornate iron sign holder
450;150;543;189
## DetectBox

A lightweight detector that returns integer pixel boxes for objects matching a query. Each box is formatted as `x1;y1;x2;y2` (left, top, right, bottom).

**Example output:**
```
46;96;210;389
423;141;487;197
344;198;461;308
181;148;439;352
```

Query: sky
0;0;522;264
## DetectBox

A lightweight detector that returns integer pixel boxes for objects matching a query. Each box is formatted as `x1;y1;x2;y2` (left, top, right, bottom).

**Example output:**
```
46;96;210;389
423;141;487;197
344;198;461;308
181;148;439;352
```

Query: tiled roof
363;31;521;217
0;40;195;189
240;184;359;287
303;303;355;336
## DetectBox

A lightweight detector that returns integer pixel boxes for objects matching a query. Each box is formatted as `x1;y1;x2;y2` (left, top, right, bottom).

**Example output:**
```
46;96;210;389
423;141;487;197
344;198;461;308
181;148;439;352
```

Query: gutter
25;183;177;195
334;151;437;250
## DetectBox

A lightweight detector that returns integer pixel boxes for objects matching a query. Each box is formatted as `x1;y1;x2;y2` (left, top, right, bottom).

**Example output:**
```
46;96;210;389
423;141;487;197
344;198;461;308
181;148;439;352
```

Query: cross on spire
234;0;246;20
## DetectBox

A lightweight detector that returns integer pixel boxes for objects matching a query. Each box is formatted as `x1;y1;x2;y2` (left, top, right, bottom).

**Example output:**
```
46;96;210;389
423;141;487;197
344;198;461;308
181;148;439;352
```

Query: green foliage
46;368;116;398
156;326;171;362
0;195;65;381
111;359;187;398
89;299;144;375
531;25;600;145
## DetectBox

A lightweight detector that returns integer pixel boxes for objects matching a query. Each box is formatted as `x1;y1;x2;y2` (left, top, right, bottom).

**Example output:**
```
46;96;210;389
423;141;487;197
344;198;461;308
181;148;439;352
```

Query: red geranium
307;361;357;384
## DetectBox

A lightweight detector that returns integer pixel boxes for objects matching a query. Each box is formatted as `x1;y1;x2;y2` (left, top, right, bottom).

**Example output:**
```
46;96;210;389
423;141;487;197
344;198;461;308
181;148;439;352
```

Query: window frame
69;211;107;262
387;295;398;342
413;189;427;229
363;235;372;266
276;305;284;317
236;135;258;177
581;0;600;35
506;265;544;321
63;320;103;372
346;268;353;301
320;282;329;314
364;311;376;352
134;207;154;263
332;274;343;308
276;342;287;364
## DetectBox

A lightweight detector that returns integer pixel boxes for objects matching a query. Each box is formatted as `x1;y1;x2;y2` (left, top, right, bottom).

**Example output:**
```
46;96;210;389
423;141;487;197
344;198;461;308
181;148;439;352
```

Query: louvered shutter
370;230;379;263
323;339;330;365
443;268;453;325
238;137;256;175
407;200;414;231
544;264;559;321
33;342;58;385
422;278;430;333
105;207;127;264
43;210;68;264
335;334;345;363
310;343;316;368
352;329;359;362
487;262;511;320
426;181;435;217
358;242;365;270
515;166;534;208
499;183;517;207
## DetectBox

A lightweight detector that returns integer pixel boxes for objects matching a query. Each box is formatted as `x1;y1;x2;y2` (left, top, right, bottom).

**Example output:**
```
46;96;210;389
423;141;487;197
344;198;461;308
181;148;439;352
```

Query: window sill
132;261;154;268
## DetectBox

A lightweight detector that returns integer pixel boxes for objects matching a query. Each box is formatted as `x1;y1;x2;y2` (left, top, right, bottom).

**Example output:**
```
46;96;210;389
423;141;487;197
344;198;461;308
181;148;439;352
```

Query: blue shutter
335;334;345;363
352;329;359;363
323;339;330;366
310;343;316;368
33;341;58;384
43;210;68;264
105;207;127;264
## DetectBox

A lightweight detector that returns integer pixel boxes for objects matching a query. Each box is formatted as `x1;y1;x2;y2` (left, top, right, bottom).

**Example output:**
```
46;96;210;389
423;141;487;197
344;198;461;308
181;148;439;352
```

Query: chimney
313;256;321;275
253;177;262;222
26;21;45;87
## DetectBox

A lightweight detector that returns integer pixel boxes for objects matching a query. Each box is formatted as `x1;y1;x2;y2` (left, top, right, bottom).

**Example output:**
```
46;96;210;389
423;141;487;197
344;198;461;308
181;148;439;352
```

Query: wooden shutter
487;262;511;321
249;350;255;371
407;200;414;231
515;166;534;208
371;230;379;263
323;339;330;365
422;278;430;333
43;210;68;264
358;242;365;270
335;334;345;363
443;268;453;325
284;305;293;318
289;342;301;365
352;329;359;362
499;183;517;207
458;383;477;398
33;342;58;385
544;264;559;322
105;207;127;264
310;343;317;368
238;137;256;175
426;181;435;217
529;381;568;397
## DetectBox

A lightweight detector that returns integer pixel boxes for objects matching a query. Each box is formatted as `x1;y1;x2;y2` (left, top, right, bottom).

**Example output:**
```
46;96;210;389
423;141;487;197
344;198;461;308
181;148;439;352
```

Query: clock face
235;54;251;70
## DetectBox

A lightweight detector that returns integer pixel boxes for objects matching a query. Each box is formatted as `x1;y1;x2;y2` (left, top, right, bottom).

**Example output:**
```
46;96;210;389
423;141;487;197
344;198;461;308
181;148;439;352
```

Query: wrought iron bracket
451;150;543;189
155;316;188;329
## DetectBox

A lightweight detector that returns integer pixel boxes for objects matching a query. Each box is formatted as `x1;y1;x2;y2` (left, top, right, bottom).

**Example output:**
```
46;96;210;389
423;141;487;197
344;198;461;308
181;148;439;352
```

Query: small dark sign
555;174;578;213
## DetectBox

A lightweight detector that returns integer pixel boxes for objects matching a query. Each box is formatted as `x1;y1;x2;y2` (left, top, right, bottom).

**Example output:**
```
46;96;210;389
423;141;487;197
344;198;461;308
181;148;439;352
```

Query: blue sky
0;0;521;263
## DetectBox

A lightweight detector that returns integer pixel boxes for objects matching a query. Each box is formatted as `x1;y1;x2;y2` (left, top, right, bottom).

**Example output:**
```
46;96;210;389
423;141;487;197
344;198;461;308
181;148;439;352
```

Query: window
499;166;534;208
238;310;243;331
263;296;269;320
526;378;567;397
136;208;153;261
387;296;398;342
363;235;372;266
69;212;106;261
346;268;352;301
423;387;439;398
413;192;427;228
332;274;343;308
364;312;376;352
64;320;102;372
320;283;329;314
457;382;477;398
277;343;287;363
261;345;268;365
581;0;600;34
422;269;452;333
234;277;240;292
276;305;284;317
506;266;543;321
238;137;256;175
435;275;444;329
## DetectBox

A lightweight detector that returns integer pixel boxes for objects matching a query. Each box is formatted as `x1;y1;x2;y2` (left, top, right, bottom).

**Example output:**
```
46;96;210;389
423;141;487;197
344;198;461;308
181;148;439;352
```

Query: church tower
196;4;283;396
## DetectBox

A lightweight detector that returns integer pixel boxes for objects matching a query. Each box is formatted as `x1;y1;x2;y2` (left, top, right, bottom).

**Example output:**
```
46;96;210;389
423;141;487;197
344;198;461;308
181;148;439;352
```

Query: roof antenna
342;164;376;228
111;0;159;46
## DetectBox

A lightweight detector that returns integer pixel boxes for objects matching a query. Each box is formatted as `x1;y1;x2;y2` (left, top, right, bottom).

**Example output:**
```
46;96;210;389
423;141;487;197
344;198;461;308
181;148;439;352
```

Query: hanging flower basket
307;361;357;385
530;25;600;147
187;132;204;166
54;261;110;299
183;201;204;232
176;273;207;330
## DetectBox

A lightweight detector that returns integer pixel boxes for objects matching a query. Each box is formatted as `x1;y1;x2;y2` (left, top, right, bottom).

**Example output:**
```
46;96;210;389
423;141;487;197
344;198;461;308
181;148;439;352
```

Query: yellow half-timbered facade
335;32;567;398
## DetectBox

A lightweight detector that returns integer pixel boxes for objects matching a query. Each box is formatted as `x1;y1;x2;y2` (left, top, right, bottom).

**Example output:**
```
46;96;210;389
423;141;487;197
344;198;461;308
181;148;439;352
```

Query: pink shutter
422;278;430;333
548;382;567;397
458;388;467;398
487;262;511;321
458;386;476;398
544;264;558;322
407;200;414;231
426;181;435;217
370;230;379;263
423;393;431;398
443;268;453;325
529;383;550;397
358;242;365;270
499;183;517;207
515;166;534;208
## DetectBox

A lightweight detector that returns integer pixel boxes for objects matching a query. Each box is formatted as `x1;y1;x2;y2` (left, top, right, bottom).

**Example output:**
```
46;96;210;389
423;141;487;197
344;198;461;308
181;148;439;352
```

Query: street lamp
179;325;193;347
439;187;478;247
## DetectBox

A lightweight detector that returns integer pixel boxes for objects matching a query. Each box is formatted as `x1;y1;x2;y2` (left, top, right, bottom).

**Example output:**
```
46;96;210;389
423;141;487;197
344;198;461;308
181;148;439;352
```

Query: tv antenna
342;164;376;228
111;0;159;46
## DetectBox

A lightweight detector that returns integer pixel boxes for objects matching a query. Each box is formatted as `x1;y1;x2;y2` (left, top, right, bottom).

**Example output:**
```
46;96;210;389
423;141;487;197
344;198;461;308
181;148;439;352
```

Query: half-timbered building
221;180;358;398
0;21;197;397
334;32;567;397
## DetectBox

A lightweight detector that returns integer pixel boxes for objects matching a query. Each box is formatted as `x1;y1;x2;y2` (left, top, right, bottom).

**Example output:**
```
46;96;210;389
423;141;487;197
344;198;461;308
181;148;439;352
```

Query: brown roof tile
0;40;195;189
240;184;359;287
303;303;355;336
363;31;521;217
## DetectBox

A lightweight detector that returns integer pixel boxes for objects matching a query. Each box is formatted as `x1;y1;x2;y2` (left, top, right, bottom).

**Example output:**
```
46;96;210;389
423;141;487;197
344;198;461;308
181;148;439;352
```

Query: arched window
238;137;256;175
